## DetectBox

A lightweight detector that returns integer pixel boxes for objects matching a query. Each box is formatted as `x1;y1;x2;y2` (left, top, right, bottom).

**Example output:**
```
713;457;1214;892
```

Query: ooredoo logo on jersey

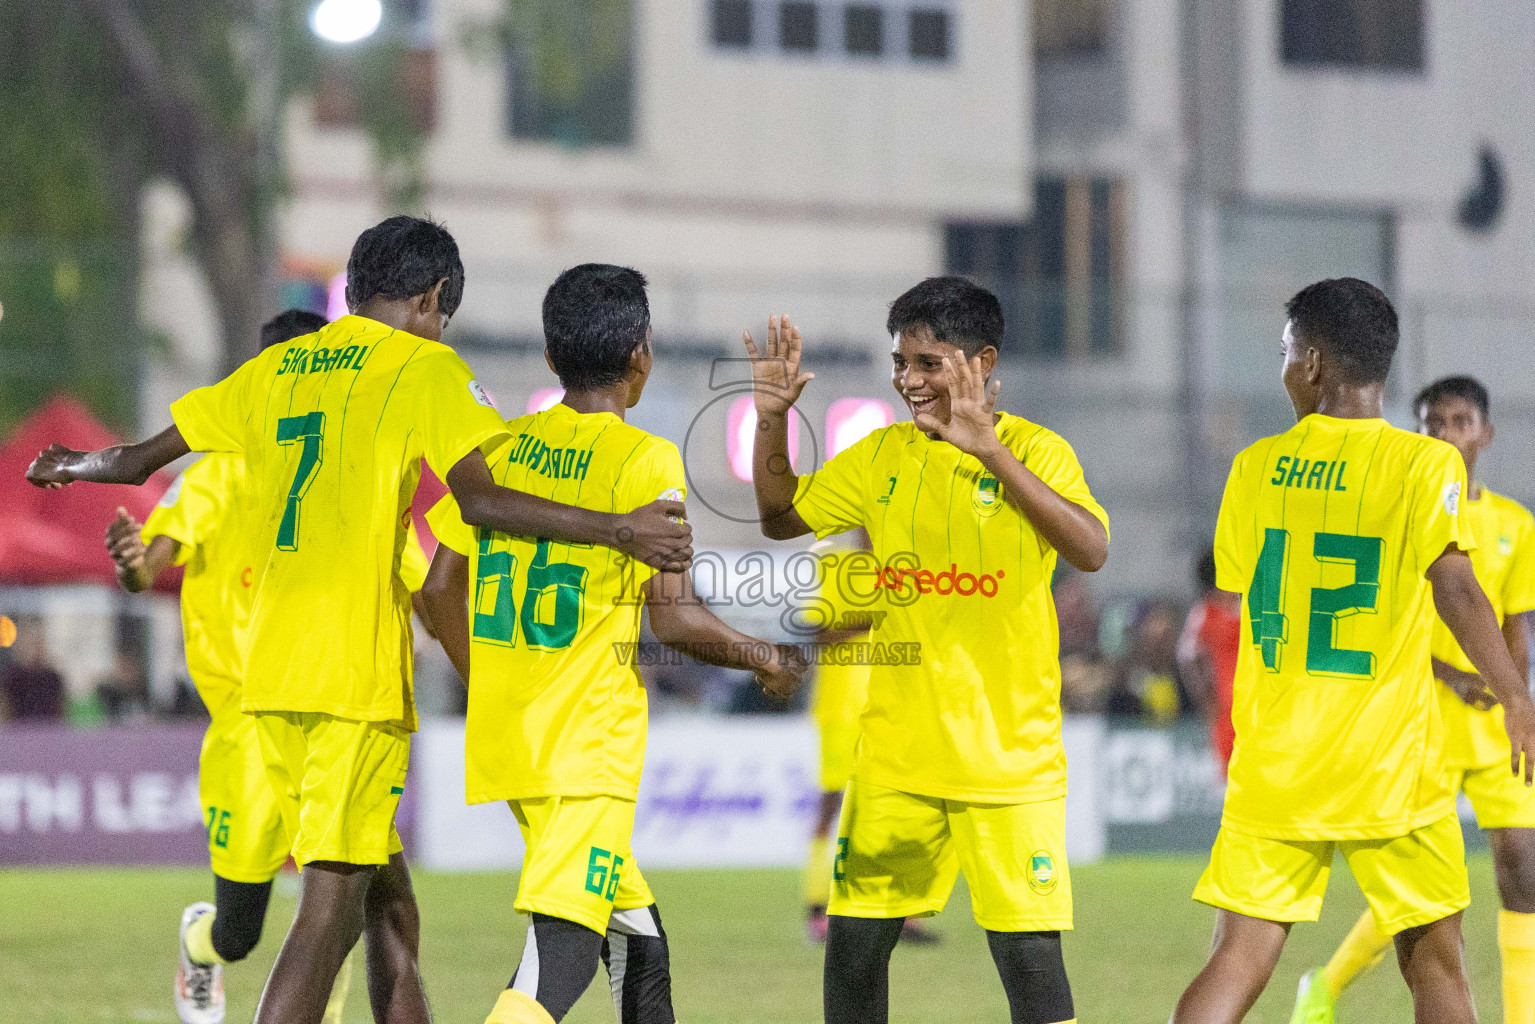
875;562;1007;598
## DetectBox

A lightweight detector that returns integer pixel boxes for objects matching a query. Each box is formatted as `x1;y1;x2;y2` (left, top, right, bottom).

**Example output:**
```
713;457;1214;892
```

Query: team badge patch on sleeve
1443;481;1461;516
468;379;496;409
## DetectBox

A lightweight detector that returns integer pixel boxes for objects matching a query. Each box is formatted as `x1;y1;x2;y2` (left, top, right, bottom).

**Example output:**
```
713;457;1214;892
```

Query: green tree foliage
0;0;428;433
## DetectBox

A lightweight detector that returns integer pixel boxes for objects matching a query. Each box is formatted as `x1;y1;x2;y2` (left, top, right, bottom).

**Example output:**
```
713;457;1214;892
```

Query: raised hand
756;642;811;699
26;443;82;489
105;508;148;572
742;314;815;416
615;499;694;572
913;354;1002;458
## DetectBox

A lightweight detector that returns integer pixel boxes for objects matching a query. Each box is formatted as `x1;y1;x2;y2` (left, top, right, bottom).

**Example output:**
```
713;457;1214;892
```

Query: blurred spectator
0;618;66;722
1104;598;1184;725
1060;652;1113;713
1177;548;1242;776
95;649;151;723
1054;567;1100;658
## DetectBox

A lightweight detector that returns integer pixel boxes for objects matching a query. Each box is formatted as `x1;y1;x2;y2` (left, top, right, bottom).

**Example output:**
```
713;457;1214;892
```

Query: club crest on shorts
1028;850;1057;894
973;476;1002;518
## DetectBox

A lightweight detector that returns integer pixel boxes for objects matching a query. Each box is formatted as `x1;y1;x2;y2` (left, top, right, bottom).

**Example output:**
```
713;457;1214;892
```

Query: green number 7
275;412;324;551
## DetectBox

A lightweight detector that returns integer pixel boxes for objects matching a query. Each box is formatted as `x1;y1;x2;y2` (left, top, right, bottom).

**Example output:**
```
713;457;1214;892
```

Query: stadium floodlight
310;0;382;44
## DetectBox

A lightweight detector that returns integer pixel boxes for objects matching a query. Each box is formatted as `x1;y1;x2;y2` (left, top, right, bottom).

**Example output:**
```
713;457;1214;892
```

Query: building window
945;176;1127;358
908;9;950;59
1280;0;1423;72
780;2;819;51
844;5;884;56
712;0;753;47
506;0;634;147
1034;0;1109;59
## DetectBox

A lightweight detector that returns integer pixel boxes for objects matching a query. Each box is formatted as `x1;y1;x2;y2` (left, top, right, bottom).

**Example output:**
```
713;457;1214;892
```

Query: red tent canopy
0;396;180;592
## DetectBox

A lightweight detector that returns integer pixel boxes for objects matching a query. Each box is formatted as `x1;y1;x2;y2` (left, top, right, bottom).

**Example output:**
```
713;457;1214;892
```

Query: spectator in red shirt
1177;549;1241;776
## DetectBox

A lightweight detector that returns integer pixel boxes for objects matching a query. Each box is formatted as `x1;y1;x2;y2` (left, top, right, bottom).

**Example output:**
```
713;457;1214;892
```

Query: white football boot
175;902;226;1024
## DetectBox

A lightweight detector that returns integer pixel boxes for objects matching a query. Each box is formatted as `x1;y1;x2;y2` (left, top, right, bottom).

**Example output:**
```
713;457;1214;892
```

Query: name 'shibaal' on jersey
1433;488;1535;769
428;403;686;805
1215;415;1474;840
791;413;1110;804
169;316;510;729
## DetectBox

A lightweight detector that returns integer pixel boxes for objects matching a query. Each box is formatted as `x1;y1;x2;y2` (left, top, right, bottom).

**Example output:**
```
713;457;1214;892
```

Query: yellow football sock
321;949;354;1024
803;836;833;906
486;988;556;1024
184;909;228;966
1500;909;1535;1024
1322;909;1391;998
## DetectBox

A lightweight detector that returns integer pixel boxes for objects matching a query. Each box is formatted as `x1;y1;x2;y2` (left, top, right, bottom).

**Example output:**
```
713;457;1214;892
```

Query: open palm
742;315;815;416
914;354;1001;457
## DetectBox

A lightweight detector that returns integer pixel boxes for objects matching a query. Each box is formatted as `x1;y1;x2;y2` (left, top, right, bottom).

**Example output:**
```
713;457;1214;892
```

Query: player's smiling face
891;325;962;427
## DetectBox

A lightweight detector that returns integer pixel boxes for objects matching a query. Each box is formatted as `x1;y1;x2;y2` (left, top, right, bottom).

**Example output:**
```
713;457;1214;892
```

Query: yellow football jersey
142;453;255;715
427;403;685;803
169;315;509;728
791;413;1109;804
1434;487;1535;769
1214;414;1473;839
809;545;878;740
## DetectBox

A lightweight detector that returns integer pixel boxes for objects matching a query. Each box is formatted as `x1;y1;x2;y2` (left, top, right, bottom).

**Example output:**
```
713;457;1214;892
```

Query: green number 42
1248;528;1383;677
275;412;325;550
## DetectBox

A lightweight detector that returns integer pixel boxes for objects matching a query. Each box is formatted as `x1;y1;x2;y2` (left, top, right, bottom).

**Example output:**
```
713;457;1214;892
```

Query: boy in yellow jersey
25;221;694;1024
101;309;364;1024
745;277;1111;1024
802;535;875;942
418;264;808;1024
1170;279;1535;1024
1290;374;1535;1024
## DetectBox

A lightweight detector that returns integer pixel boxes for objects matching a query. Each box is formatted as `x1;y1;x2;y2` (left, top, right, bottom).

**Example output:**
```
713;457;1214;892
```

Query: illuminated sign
527;388;564;415
727;396;799;482
826;398;894;458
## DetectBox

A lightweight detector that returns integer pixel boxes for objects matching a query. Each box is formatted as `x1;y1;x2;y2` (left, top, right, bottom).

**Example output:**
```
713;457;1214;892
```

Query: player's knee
986;930;1074;1024
1492;832;1535;912
210;905;265;962
210;876;273;962
825;915;902;983
513;913;605;1021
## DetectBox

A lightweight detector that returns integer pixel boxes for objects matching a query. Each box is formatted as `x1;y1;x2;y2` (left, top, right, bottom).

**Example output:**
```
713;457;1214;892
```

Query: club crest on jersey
972;476;1002;518
1501;534;1515;555
1443;481;1461;517
1028;851;1058;894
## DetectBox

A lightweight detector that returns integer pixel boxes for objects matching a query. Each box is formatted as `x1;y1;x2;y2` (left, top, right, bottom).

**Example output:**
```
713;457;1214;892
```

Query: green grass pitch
0;856;1507;1022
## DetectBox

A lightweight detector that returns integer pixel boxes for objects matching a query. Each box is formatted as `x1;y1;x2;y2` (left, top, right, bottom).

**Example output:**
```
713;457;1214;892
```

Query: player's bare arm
743;315;815;540
644;569;810;698
1429;546;1535;781
445;448;693;571
26;424;191;489
420;545;472;685
1434;610;1532;710
104;507;179;594
922;354;1109;573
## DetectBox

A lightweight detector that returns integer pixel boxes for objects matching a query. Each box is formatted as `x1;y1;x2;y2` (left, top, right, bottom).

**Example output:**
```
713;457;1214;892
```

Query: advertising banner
0;723;206;866
414;716;1106;872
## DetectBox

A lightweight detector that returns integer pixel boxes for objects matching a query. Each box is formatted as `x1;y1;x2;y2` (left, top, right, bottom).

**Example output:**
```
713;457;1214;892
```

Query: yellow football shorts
829;779;1072;932
199;694;289;883
509;794;656;935
1193;812;1470;935
814;663;869;792
1454;762;1535;829
255;710;409;868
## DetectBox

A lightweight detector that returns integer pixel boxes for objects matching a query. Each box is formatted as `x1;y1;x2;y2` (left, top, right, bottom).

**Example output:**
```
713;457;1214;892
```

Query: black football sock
986;929;1075;1024
210;875;274;963
824;915;904;1024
